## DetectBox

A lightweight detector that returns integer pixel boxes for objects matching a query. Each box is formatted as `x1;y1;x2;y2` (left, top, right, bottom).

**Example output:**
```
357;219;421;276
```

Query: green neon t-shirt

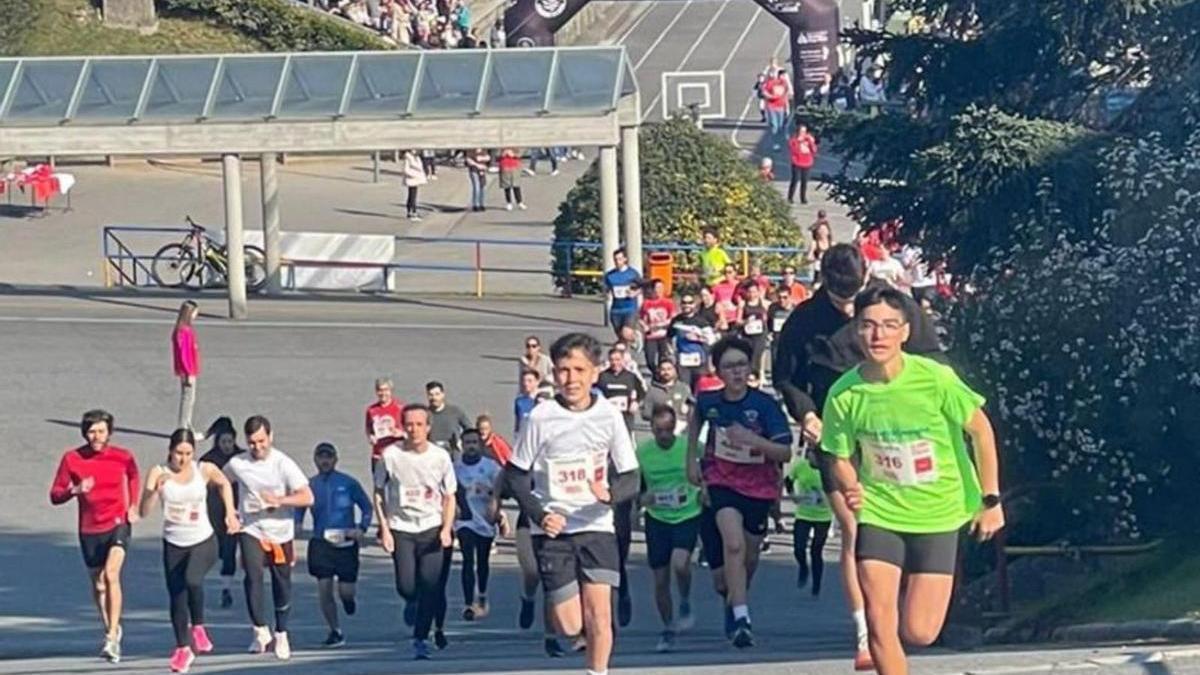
700;246;732;287
636;436;701;524
820;353;985;534
789;459;832;522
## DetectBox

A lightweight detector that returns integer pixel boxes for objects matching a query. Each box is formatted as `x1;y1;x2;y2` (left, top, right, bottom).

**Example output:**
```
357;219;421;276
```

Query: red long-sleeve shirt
49;445;140;534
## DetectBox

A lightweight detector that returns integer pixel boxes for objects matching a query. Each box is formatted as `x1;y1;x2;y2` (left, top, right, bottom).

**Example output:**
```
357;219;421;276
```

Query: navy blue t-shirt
604;266;641;314
695;388;792;500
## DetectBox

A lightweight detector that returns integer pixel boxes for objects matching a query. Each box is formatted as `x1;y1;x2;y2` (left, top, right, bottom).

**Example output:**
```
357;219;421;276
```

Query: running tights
793;520;831;595
615;499;633;599
163;536;217;647
391;528;447;641
238;534;292;632
216;528;237;577
458;529;494;605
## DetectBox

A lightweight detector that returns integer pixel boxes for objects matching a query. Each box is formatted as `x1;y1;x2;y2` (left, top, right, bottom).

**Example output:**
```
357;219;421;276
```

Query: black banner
750;0;841;104
504;0;593;47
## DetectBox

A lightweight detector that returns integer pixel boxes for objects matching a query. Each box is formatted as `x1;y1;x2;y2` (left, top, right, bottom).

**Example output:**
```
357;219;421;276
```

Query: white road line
730;27;789;150
0;316;580;331
614;0;656;45
642;0;733;120
632;0;694;71
718;5;766;74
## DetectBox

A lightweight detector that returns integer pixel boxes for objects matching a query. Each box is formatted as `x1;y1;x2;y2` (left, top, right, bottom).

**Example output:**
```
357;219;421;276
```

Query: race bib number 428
861;438;938;486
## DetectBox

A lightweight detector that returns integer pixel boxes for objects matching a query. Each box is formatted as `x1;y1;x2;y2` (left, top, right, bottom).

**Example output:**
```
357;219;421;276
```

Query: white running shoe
248;625;271;654
273;631;291;660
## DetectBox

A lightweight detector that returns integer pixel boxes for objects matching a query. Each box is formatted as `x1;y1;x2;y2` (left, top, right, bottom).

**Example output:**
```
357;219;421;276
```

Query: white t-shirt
374;442;457;534
510;396;638;536
161;461;213;548
224;449;308;544
454;456;502;538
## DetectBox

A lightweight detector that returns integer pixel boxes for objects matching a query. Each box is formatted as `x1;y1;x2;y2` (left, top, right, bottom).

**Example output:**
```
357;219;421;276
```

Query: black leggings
793;519;831;595
164;536;217;647
216;528;237;577
504;186;524;204
421;155;437;177
238;534;292;632
788;165;811;203
614;499;633;598
435;546;452;630
644;338;668;372
458;528;494;605
391;528;447;640
406;186;419;215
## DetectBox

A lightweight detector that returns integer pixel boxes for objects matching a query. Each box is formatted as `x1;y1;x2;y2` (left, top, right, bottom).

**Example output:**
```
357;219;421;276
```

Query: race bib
243;492;265;514
744;317;764;335
679;351;702;367
799;489;824;507
652;487;686;509
772;316;787;333
713;427;764;465
165;499;203;525
323;528;356;547
611;396;629;412
862;438;938;486
372;416;396;439
612;285;631;299
400;485;435;508
547;456;592;502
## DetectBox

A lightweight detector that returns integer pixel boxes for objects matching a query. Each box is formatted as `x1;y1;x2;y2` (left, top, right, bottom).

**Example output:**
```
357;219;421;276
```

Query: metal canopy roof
0;47;637;127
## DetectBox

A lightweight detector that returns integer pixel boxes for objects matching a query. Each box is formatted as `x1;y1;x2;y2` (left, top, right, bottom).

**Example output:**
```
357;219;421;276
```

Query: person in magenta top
712;266;742;327
172;301;201;435
49;409;142;663
787;125;818;205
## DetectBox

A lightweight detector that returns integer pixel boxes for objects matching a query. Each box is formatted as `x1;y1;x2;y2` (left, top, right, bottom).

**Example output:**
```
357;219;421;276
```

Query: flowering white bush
950;127;1200;543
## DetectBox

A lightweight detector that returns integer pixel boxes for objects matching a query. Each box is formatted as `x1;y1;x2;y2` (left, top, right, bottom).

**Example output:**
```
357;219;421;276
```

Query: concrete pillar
620;126;643;273
599;145;620;277
222;154;247;319
260;153;282;296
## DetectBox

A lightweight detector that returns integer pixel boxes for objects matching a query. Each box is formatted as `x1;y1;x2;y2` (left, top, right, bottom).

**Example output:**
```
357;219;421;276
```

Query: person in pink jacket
173;301;201;435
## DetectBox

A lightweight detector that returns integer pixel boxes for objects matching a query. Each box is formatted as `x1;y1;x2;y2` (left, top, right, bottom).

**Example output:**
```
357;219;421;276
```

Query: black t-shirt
596;369;646;428
740;300;770;343
767;302;793;335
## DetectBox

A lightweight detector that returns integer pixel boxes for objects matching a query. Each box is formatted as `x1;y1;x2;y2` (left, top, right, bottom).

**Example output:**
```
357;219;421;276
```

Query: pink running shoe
169;646;195;673
191;625;214;653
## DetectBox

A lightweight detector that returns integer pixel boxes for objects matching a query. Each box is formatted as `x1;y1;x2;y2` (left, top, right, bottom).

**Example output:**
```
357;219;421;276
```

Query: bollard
475;241;484;297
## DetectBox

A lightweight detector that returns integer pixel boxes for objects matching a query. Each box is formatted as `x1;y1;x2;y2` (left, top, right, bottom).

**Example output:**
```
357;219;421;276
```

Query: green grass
2;0;266;56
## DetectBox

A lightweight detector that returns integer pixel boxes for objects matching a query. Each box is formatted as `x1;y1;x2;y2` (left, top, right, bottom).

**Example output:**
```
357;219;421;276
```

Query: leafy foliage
552;117;799;293
160;0;392;52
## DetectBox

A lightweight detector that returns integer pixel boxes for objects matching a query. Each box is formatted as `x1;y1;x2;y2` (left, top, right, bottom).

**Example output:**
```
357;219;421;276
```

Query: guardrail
101;226;812;295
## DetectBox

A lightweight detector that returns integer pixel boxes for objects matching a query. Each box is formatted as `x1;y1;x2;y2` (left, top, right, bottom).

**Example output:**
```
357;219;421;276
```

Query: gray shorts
856;524;959;575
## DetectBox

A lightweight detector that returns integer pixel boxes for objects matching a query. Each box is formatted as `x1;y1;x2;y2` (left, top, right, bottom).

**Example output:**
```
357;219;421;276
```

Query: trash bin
645;252;674;298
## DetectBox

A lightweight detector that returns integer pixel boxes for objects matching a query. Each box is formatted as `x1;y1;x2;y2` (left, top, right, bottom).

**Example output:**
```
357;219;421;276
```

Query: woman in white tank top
140;429;240;673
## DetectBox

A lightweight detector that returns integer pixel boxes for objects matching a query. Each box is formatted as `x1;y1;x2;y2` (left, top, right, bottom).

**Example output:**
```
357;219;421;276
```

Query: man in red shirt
365;377;405;473
638;277;677;373
788;124;818;205
763;69;791;146
49;409;141;664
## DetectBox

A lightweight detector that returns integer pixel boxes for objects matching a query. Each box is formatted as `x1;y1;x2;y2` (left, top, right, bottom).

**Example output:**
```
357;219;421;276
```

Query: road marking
0;316;582;331
730;27;789;150
718;5;766;74
632;0;694;71
614;0;657;45
641;0;733;120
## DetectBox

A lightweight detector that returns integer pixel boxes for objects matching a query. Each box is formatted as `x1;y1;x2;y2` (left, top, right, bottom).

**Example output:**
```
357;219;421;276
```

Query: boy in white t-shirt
504;333;641;675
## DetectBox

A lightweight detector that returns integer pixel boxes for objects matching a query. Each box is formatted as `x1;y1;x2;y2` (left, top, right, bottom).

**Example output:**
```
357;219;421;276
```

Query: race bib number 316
862;439;938;486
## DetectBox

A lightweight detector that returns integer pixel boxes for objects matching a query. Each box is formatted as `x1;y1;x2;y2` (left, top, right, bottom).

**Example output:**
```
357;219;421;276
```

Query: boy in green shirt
821;287;1005;675
788;448;832;596
637;405;701;653
700;227;732;287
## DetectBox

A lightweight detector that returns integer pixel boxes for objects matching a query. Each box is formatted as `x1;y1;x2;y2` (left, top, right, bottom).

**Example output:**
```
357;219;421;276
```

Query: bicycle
151;216;268;292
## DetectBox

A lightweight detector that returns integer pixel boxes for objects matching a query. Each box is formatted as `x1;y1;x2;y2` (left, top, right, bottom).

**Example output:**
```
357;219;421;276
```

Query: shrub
160;0;392;52
552;116;801;294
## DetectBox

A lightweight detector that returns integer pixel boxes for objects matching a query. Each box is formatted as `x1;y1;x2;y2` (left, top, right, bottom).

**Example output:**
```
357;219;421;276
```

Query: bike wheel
243;245;269;292
151;244;202;289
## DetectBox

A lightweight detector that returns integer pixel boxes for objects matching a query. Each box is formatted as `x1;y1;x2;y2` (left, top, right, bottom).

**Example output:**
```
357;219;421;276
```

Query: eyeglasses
856;320;907;334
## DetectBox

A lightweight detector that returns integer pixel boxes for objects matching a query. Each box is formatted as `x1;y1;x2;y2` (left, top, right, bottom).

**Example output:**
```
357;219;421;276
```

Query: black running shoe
732;618;755;649
322;630;346;649
433;629;448;650
544;638;566;658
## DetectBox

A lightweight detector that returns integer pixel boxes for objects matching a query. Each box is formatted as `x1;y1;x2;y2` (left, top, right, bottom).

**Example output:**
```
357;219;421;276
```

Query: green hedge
552;117;801;294
0;0;40;56
160;0;392;51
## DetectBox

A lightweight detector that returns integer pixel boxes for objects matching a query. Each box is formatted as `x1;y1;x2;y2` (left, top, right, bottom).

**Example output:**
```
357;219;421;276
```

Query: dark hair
206;416;235;440
550;332;602;366
711;336;755;369
460;427;482;441
702;226;719;240
853;285;912;324
658;357;676;368
524;335;540;346
649;277;664;287
314;442;337;456
519;369;540;381
425;381;444;393
80;409;114;437
168;428;196;452
402;403;432;423
244;415;271;437
650;404;677;425
614;247;627;258
821;243;866;298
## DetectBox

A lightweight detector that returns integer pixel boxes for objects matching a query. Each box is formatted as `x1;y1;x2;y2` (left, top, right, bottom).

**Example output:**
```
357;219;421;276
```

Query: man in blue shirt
513;369;552;434
295;443;372;648
603;247;642;338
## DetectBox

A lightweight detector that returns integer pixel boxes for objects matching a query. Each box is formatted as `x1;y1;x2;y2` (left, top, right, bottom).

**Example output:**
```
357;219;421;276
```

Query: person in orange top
779;266;811;304
498;148;526;211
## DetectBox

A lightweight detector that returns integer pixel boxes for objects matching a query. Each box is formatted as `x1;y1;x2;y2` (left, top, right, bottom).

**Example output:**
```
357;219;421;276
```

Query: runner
772;243;943;670
669;292;715;390
788;447;832;596
637;405;700;653
821;287;1004;675
476;414;513;466
603;247;642;339
199;416;244;609
712;266;742;329
767;284;797;373
639;277;676;372
779;265;811;305
223;415;313;661
596;346;646;627
295;443;372;649
687;337;793;649
49;409;141;664
514;370;550;434
139;428;240;673
642;359;693;436
737;280;770;380
453;429;502;621
699;227;732;287
426;381;472;458
366;377;405;474
504;332;641;675
373;404;457;660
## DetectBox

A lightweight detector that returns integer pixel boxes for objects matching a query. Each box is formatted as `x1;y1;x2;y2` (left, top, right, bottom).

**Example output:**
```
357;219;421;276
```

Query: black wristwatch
982;493;1002;509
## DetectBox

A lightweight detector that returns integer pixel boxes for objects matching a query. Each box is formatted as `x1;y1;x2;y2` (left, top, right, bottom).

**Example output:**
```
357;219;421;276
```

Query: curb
1051;618;1200;643
961;645;1200;674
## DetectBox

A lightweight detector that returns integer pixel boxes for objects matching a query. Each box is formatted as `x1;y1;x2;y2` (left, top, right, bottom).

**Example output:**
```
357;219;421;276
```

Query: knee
93;576;108;595
901;616;943;647
102;568;121;587
723;537;745;560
